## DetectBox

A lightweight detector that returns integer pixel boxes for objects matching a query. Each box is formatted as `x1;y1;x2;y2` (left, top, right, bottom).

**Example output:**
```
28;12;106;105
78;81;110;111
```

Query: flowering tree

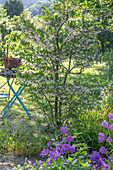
6;0;107;128
14;0;101;128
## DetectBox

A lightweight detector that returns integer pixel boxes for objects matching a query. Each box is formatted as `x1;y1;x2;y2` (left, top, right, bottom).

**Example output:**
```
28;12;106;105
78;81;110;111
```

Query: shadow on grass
0;63;110;158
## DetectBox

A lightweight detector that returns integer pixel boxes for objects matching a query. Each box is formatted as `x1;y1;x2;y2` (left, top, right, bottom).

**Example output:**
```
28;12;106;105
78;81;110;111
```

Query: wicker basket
3;56;21;70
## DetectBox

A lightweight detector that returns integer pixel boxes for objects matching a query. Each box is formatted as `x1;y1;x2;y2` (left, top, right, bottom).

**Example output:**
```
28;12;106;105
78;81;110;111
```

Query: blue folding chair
0;68;31;119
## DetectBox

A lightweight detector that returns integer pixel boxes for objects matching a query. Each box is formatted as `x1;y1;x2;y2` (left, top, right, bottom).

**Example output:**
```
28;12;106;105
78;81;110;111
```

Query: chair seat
0;93;9;99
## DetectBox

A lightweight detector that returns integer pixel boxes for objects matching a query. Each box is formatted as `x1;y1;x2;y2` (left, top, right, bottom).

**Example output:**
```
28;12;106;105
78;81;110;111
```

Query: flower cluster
98;113;113;143
90;151;109;169
40;126;75;164
60;126;68;134
90;113;113;169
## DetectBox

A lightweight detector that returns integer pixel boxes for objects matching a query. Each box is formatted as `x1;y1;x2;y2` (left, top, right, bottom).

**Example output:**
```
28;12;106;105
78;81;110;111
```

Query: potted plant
2;45;21;70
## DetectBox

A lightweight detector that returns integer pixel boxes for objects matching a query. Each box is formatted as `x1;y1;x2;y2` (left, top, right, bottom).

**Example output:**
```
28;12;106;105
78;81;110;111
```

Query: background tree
95;0;113;54
0;5;10;60
4;0;24;18
0;4;22;62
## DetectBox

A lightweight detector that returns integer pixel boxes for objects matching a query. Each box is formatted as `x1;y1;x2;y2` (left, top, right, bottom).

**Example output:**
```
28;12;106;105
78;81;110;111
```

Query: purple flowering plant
90;113;113;169
14;125;90;169
40;126;75;162
60;126;68;135
108;113;113;121
39;126;91;169
101;120;109;129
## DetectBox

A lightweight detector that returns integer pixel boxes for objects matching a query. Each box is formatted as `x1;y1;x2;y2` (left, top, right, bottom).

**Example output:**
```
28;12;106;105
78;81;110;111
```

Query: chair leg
7;79;31;119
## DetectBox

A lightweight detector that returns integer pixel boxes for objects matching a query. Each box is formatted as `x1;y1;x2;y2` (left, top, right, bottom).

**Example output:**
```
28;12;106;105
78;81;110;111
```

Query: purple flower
99;147;107;154
98;133;105;143
64;160;68;163
108;155;113;162
66;136;74;143
101;163;110;170
110;124;113;130
106;137;112;142
93;165;97;170
47;141;53;146
38;160;43;164
90;151;109;168
56;142;62;148
60;144;75;154
60;126;68;134
40;148;50;157
48;158;53;164
101;120;109;128
108;113;113;121
49;151;61;160
62;137;65;143
62;136;74;143
90;151;103;167
60;144;69;154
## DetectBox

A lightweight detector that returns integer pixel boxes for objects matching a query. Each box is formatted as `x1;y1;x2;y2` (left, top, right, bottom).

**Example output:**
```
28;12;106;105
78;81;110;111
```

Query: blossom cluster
40;126;75;164
90;113;113;169
90;151;110;169
98;113;113;143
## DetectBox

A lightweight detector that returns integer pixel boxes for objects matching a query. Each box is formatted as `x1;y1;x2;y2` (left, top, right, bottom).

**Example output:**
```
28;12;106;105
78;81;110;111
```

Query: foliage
0;0;113;168
0;119;47;156
103;50;113;80
12;115;113;169
8;0;103;129
97;29;113;54
95;0;113;54
75;108;113;153
90;113;113;169
0;4;22;60
14;126;91;169
4;0;113;130
3;0;24;18
0;5;10;62
101;80;113;111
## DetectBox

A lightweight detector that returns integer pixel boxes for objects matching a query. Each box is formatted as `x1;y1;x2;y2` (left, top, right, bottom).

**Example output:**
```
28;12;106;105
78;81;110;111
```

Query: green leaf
68;157;73;162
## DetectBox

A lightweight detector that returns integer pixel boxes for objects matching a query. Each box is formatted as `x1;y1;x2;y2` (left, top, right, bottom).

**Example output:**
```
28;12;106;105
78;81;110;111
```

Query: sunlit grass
0;61;110;157
0;65;53;157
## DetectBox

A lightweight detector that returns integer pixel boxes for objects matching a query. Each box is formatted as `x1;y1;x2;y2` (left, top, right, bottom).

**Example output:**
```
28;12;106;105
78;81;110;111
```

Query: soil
0;155;38;170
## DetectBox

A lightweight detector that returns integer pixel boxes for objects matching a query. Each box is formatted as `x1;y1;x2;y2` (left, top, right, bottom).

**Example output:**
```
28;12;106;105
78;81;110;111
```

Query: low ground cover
0;62;113;169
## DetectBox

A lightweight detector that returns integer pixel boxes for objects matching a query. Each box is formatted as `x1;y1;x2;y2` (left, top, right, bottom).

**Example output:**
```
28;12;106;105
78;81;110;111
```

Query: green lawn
0;61;111;157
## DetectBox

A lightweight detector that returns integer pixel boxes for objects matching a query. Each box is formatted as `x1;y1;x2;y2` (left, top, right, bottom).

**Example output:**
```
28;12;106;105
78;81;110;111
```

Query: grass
0;66;54;159
0;61;113;168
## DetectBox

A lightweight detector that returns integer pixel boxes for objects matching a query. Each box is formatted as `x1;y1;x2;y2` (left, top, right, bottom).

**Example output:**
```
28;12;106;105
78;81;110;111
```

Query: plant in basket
1;53;21;78
3;54;21;70
2;44;21;70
